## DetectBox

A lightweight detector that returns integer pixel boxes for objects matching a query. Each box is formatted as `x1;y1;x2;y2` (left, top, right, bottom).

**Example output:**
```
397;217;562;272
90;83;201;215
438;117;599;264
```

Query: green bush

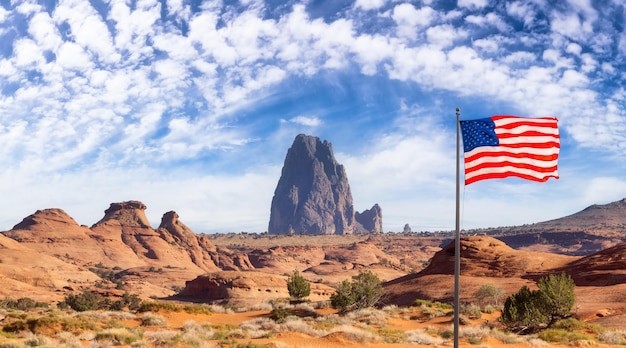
0;297;48;310
61;290;101;312
287;270;311;301
330;271;382;312
500;273;575;333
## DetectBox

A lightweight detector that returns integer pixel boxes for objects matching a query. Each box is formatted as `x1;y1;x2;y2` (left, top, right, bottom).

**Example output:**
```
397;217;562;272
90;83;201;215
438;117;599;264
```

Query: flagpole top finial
456;107;460;113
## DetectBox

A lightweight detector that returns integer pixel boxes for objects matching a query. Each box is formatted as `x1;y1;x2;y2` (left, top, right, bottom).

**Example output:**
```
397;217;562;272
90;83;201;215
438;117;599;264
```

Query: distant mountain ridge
464;198;626;255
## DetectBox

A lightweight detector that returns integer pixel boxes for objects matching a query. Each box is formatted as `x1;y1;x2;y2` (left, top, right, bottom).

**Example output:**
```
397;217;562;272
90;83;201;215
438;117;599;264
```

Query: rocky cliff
355;204;383;233
268;134;381;234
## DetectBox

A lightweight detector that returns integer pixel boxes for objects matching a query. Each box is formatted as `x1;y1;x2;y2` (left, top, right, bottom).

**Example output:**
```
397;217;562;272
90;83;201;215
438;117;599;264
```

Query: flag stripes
460;115;560;185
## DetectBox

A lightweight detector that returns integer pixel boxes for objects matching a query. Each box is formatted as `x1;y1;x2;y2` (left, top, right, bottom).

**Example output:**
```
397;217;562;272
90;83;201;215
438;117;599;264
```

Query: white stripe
466;157;558;171
493;117;557;127
498;135;560;145
465;166;559;181
495;125;559;136
464;146;559;158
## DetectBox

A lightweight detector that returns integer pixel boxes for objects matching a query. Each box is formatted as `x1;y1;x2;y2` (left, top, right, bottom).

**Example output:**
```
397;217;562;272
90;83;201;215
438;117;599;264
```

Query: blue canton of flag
460;118;498;152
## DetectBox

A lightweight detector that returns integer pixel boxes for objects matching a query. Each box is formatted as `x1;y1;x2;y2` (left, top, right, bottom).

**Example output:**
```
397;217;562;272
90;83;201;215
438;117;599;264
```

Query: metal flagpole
454;107;461;348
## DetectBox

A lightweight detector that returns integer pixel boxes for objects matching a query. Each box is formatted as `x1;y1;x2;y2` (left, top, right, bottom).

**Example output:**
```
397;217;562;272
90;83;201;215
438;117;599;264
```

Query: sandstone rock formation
2;201;223;297
403;224;412;233
355;204;383;233
0;232;100;302
178;271;334;305
383;236;579;306
268;134;381;234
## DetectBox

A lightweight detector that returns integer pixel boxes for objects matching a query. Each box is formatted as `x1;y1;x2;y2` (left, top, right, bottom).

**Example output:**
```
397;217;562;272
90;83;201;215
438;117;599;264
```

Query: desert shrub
136;301;211;314
538;328;595;344
551;317;604;334
328;324;380;343
405;329;444;345
346;307;388;326
181;303;212;314
287;269;311;302
22;332;52;347
61;290;101;312
483;304;496;314
459;325;490;339
94;327;143;345
0;298;47;311
473;284;505;307
598;330;626;345
137;301;181;313
411;299;452;318
0;343;23;348
490;328;523;344
501;273;575;332
140;312;167;326
460;303;482;319
330;271;382;313
144;330;182;346
377;328;405;343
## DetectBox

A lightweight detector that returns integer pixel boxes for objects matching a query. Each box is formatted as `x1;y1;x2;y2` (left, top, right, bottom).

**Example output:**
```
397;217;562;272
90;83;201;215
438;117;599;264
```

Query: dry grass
0;302;624;348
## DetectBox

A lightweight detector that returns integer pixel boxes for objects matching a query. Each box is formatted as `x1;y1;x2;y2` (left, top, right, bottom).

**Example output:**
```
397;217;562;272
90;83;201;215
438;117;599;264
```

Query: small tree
330;270;383;312
501;273;575;333
500;285;549;332
287;269;311;302
537;272;575;325
473;284;505;307
330;279;354;312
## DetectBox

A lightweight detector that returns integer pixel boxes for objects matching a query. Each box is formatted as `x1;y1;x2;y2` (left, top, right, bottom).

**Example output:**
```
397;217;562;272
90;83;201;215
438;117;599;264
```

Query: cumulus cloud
1;0;625;231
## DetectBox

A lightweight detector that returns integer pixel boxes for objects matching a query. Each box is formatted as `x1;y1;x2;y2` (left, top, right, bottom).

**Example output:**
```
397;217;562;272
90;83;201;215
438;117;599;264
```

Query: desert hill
477;198;626;255
3;199;626;328
383;236;579;306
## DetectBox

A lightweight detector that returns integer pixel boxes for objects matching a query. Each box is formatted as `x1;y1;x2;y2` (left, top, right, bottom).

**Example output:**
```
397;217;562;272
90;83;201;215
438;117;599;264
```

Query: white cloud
56;41;93;71
426;24;467;48
288;116;322;127
53;0;120;64
28;12;63;52
465;13;509;32
12;38;45;68
108;0;161;59
458;0;489;10
392;4;436;40
354;0;387;11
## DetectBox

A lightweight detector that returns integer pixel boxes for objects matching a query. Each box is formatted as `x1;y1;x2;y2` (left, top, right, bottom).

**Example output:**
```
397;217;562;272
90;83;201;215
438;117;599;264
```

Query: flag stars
460;118;499;152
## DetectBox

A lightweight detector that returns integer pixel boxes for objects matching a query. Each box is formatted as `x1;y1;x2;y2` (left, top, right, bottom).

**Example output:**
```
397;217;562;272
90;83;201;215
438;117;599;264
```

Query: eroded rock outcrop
3;201;223;295
157;211;220;273
268;134;381;234
355;204;383;233
178;271;334;305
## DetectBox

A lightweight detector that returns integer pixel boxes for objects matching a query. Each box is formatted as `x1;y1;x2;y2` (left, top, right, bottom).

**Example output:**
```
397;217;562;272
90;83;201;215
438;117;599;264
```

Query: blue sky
1;0;625;233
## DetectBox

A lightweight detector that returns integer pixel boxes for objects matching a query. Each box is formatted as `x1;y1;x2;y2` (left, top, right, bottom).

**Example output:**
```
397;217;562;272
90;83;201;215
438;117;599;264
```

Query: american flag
459;115;560;185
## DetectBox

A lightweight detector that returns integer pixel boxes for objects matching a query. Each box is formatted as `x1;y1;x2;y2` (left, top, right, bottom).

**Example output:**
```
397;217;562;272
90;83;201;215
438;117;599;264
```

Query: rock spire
268;134;381;234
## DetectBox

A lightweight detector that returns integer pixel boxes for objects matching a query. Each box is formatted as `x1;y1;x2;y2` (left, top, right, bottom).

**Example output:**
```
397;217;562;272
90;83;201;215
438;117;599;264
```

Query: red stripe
497;131;560;139
465;171;559;185
465;151;559;163
490;141;561;149
465;161;558;174
491;115;557;122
